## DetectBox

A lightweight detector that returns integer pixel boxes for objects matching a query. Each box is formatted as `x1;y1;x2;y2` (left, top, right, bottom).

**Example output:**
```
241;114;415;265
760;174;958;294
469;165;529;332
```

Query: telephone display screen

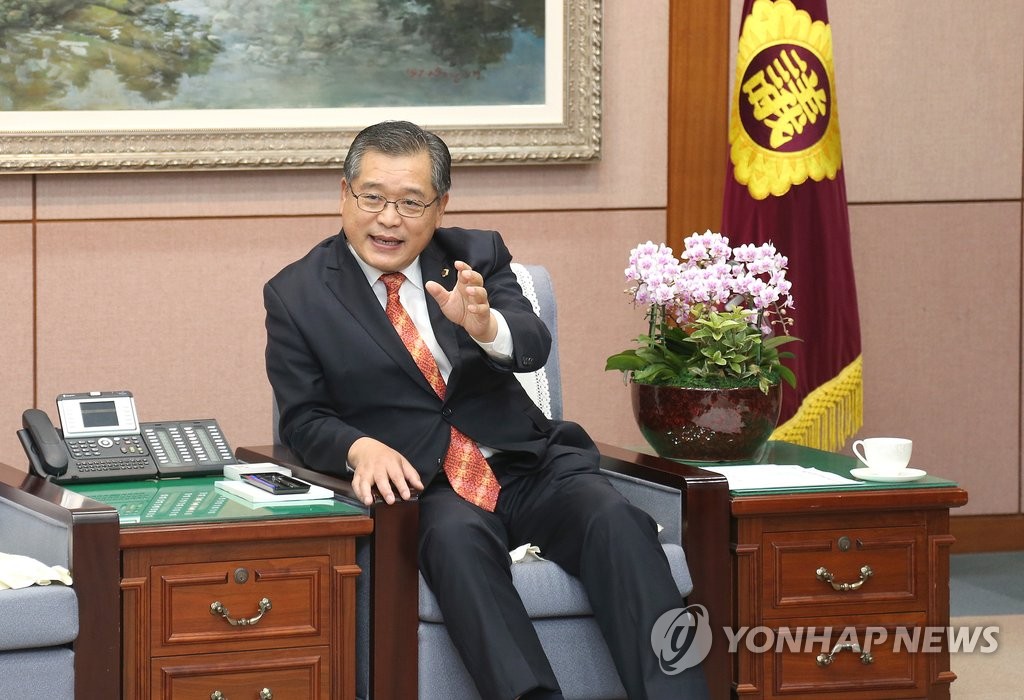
58;391;139;438
81;400;118;428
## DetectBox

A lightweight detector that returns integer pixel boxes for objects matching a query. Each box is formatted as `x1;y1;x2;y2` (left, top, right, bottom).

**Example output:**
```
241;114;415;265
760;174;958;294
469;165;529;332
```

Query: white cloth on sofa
510;543;545;563
0;552;72;590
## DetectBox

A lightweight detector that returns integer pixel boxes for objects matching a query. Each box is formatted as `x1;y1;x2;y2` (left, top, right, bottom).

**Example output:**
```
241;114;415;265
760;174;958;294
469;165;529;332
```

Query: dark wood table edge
731;485;969;515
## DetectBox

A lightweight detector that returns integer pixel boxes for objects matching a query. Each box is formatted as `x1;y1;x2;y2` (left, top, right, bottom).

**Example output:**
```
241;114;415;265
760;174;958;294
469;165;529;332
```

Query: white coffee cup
852;437;913;475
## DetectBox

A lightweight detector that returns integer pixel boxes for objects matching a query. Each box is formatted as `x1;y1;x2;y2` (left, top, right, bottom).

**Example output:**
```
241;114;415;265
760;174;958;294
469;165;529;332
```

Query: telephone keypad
74;456;154;473
68;436;143;458
67;435;150;474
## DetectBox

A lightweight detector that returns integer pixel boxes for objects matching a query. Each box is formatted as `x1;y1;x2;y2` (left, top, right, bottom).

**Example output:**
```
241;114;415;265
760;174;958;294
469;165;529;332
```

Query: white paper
701;464;861;491
214;479;335;504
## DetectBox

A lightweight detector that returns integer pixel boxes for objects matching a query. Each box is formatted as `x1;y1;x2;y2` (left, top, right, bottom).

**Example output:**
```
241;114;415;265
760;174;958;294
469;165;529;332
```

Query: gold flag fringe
771;355;863;452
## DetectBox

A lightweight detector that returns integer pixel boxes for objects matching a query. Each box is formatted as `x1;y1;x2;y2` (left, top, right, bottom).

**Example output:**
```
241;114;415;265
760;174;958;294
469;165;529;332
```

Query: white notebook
214;478;335;504
701;464;861;491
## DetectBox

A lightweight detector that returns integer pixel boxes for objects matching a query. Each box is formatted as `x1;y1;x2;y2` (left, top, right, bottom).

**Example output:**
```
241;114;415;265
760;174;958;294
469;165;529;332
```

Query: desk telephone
18;390;237;483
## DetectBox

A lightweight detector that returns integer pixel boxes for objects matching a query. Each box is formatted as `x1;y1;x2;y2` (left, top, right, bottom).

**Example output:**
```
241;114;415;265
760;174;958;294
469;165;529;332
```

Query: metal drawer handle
210;597;272;626
816;642;874;667
816;564;873;591
209;689;272;700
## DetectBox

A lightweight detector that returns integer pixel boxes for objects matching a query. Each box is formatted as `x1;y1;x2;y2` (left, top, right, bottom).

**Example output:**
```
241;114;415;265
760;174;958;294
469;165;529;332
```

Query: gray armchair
0;461;120;700
239;264;731;699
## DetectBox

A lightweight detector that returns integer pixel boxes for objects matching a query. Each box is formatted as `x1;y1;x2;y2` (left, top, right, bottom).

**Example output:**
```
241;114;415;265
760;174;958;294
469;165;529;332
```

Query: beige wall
2;1;1022;517
829;0;1024;516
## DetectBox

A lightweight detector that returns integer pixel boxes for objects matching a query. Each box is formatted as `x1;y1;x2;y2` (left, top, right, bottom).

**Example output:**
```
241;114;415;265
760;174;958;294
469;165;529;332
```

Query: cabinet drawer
763;614;928;698
764;526;925;617
151;555;331;655
152;645;330;700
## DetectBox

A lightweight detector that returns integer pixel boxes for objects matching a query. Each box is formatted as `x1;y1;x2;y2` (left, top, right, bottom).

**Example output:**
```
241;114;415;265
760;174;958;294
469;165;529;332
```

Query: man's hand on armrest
347;437;425;506
235;444;423;507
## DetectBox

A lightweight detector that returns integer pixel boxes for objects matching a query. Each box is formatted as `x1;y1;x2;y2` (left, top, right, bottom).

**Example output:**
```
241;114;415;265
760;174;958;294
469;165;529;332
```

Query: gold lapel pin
441;267;450;277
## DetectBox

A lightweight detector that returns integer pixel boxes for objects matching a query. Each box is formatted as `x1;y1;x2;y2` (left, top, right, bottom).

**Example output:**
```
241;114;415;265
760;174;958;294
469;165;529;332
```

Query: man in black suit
264;120;708;700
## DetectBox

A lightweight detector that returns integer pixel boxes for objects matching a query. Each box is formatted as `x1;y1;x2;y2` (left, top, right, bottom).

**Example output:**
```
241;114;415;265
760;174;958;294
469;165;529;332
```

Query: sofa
0;461;121;700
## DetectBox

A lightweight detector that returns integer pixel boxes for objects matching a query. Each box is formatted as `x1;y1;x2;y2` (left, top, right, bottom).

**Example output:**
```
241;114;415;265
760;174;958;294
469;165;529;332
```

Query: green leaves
605;326;699;385
685;308;761;379
605;306;801;394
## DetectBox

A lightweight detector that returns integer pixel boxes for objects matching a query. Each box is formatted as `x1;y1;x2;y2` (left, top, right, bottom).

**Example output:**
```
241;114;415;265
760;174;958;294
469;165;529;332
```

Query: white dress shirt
349;248;513;461
349;249;514;376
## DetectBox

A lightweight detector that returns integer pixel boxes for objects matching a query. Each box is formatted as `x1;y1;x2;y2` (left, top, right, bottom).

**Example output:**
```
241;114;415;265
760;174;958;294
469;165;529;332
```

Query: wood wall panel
829;0;1024;203
36;171;342;221
667;0;730;250
849;201;1021;515
0;224;35;467
33;218;336;451
0;177;33;222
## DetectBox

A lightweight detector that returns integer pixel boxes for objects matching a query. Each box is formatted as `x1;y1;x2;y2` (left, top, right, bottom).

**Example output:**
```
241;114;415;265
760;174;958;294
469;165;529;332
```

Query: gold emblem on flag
729;0;843;200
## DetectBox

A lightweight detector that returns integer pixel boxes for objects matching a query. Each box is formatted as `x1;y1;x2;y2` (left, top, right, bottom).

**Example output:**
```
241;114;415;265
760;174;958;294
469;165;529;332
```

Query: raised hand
425;260;498;342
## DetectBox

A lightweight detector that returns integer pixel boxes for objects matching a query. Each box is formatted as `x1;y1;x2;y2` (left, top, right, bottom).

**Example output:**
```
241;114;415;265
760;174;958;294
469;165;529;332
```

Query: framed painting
0;0;601;173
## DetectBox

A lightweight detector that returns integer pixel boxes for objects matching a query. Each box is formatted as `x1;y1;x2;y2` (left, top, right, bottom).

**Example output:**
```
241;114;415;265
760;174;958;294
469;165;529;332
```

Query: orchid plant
605;230;799;394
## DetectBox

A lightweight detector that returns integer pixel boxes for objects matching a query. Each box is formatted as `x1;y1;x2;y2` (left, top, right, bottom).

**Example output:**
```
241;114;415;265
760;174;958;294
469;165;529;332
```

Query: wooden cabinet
731;486;967;699
120;515;372;700
153;647;330;699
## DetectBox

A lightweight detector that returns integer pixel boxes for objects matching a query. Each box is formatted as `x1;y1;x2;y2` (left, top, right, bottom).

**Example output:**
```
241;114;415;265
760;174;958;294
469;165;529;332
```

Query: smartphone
241;472;311;495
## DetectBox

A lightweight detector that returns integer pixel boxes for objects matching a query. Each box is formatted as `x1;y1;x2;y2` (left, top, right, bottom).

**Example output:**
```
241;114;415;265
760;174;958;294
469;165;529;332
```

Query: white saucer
850;467;927;483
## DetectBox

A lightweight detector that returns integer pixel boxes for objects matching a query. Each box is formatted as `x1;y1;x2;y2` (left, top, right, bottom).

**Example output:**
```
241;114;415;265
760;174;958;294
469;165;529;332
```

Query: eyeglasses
350;189;439;218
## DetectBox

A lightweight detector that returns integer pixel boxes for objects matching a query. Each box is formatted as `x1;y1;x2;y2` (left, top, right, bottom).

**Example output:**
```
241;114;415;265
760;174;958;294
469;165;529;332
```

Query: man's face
341;149;448;273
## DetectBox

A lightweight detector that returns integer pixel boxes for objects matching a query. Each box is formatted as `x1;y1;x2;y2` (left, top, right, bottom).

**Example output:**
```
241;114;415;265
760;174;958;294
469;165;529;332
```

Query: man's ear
339;178;350;212
436;191;450;220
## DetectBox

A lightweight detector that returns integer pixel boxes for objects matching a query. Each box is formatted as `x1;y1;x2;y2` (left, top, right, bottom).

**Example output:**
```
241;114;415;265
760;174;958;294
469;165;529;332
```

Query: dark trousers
418;451;710;700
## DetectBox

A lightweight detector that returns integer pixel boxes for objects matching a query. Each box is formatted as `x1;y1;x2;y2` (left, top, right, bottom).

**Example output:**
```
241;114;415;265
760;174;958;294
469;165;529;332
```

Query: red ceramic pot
630;382;782;462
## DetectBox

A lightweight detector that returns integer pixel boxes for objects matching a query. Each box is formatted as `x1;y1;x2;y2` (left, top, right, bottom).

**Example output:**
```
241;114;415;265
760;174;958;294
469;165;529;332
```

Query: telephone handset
18;390;237;483
21;408;72;477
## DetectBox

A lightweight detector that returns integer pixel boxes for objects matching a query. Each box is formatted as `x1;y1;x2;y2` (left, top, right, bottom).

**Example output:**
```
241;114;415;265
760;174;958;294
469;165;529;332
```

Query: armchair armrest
596;442;731;700
235;445;418;700
0;462;121;700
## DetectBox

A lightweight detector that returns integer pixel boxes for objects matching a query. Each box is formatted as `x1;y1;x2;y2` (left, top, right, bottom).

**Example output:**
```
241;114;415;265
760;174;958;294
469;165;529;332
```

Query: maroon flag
722;0;862;451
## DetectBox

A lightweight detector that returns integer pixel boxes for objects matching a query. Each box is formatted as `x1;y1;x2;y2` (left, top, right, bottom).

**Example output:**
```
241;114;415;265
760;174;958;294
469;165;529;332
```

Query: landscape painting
0;0;602;171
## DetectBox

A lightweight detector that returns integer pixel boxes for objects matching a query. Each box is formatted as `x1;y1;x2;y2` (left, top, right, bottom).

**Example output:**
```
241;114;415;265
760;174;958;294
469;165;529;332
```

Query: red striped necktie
379;272;500;511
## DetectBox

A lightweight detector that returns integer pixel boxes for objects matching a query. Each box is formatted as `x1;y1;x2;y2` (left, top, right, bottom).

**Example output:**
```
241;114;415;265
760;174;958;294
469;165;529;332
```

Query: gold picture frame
0;0;601;173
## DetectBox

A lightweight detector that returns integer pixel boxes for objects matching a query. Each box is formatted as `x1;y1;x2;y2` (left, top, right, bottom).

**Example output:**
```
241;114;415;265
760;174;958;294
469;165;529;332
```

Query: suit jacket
264;227;596;483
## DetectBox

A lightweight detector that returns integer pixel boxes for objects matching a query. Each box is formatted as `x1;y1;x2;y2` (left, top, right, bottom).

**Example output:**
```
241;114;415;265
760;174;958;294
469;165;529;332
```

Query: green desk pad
682;440;959;496
65;476;364;526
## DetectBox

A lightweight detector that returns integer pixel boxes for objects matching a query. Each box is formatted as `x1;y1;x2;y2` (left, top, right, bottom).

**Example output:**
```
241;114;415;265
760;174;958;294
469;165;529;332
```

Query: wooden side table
725;443;968;699
65;476;372;700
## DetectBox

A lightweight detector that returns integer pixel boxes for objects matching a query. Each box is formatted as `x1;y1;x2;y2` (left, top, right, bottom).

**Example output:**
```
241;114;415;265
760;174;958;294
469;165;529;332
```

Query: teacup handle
852;439;870;467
